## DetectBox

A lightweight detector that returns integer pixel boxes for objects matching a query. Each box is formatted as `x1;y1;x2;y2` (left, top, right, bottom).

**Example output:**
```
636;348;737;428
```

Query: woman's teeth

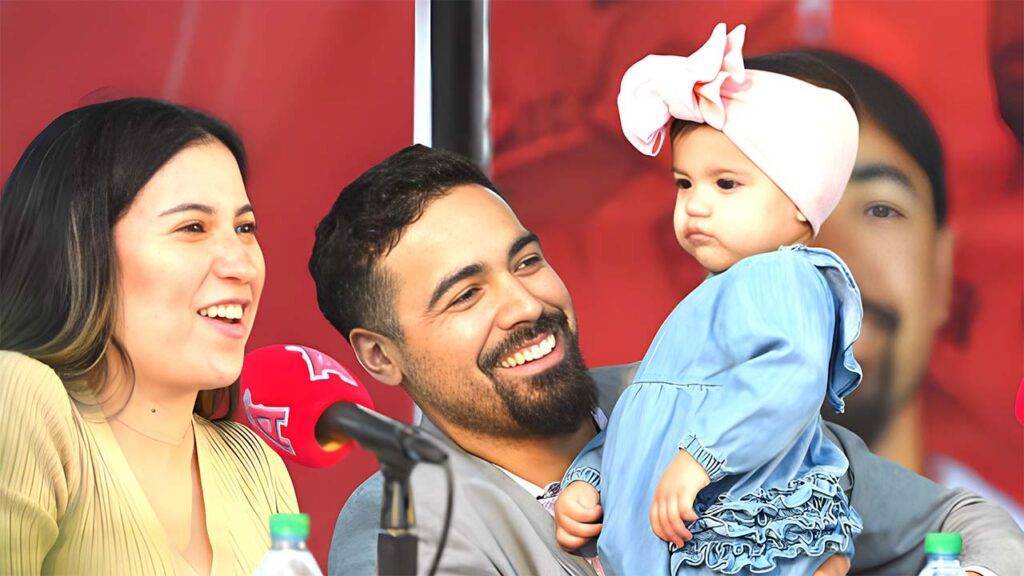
199;304;243;322
500;334;557;368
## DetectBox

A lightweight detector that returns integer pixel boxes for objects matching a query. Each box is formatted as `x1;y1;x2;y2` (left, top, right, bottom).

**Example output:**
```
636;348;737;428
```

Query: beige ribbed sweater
0;351;299;575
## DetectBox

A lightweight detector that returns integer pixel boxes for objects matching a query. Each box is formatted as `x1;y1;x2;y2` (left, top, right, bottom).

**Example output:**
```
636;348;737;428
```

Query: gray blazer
329;364;1024;575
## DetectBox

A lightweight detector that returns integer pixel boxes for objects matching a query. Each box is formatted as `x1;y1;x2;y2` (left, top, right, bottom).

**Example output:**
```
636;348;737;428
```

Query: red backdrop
2;0;1021;570
1;1;414;566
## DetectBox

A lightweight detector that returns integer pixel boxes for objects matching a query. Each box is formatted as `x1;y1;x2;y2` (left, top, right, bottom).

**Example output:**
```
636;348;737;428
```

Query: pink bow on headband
615;22;860;235
618;23;748;156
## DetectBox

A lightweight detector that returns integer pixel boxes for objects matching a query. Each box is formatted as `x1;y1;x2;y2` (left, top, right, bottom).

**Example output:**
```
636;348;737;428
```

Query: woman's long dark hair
0;98;247;420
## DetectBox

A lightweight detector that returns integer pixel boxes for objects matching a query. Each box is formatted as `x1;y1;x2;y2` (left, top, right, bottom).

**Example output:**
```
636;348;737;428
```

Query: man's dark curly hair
309;144;500;341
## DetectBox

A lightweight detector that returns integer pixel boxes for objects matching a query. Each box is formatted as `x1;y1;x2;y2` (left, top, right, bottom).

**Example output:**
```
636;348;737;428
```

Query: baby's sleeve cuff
561;466;602;492
680;433;727;482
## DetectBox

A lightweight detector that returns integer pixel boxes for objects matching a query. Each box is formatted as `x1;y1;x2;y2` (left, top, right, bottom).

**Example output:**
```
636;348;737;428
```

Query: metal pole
414;0;432;147
430;0;491;173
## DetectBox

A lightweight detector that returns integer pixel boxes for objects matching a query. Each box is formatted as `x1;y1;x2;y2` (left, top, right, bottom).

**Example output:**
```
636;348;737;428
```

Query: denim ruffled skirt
593;247;865;575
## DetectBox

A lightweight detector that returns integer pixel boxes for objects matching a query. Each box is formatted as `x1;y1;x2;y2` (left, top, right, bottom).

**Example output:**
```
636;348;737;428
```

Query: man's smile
500;332;556;368
497;332;566;377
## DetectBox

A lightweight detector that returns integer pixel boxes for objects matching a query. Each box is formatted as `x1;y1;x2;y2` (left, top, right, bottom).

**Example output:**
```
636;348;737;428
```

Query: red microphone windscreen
240;344;375;468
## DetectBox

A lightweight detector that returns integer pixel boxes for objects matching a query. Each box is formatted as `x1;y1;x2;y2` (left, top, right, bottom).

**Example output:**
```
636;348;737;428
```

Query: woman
0;98;297;575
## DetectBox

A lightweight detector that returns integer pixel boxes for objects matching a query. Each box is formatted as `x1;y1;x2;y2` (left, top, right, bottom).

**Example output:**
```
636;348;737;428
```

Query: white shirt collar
496;409;608;499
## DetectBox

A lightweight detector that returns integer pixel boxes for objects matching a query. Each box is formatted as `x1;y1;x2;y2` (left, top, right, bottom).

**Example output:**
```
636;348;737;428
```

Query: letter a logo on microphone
242;389;295;455
285;344;359;386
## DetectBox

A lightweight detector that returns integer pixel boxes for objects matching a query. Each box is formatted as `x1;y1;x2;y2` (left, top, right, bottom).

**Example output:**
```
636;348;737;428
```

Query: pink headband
617;23;859;235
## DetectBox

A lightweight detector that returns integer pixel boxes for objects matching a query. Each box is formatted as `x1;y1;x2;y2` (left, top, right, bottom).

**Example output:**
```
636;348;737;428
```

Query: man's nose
494;275;544;331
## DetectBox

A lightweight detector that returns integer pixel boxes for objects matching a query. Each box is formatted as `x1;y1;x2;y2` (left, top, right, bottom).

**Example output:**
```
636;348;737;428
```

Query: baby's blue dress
563;246;864;575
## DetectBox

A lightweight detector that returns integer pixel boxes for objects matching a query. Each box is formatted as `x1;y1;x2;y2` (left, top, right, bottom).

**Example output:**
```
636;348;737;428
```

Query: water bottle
253;513;324;576
917;532;965;576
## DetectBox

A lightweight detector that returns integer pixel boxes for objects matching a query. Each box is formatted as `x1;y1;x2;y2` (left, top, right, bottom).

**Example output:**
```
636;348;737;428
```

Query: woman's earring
796;212;808;223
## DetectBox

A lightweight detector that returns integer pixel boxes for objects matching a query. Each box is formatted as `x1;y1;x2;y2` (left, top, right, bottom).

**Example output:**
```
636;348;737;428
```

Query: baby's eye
716;179;737;190
675;178;692;190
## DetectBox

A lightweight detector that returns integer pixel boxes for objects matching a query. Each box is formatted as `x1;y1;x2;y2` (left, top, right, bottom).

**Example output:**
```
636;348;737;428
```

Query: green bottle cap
924;532;962;555
269;513;310;539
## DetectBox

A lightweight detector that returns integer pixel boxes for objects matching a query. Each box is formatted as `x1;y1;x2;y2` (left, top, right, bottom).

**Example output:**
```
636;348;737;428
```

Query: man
803;50;954;462
806;51;1022;523
314;145;1023;575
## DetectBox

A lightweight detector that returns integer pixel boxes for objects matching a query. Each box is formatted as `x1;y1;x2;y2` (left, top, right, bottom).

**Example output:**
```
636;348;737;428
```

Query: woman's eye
236;222;258;234
866;204;903;219
178;222;205;233
675;179;692;190
716;179;737;190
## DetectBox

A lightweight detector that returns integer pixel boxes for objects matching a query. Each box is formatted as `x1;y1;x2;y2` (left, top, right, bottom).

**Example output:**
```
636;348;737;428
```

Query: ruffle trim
561;466;602;492
778;245;863;414
670;471;863;574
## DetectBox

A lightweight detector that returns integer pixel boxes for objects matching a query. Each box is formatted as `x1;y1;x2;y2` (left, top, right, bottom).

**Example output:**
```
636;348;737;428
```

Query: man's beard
404;309;597;439
823;298;901;446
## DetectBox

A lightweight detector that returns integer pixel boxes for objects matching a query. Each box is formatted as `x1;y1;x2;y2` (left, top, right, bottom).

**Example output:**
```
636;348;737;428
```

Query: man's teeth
500;334;557;368
199;304;243;320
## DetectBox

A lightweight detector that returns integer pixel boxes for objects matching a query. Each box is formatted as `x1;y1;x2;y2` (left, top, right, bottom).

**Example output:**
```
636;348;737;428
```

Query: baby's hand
650;449;711;548
554;481;603;551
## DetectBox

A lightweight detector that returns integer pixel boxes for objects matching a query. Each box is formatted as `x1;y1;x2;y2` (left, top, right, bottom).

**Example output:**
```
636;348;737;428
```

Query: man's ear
349;328;403;387
931;226;955;328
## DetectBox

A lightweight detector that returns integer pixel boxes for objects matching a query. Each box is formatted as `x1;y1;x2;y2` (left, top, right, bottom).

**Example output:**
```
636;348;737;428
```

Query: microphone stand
378;459;418;576
317;403;448;576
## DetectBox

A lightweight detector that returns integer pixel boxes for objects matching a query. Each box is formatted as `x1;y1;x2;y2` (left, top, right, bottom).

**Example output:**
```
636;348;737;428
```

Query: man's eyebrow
850;164;916;196
428;263;484;311
508;232;540;260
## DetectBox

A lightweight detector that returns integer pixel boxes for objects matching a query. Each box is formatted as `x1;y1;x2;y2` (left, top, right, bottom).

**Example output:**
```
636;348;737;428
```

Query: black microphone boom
315;403;451;576
315;402;448;466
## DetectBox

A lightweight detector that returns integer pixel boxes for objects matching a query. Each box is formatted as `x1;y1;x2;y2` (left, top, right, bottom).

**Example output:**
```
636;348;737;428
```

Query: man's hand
554;481;603;551
650;449;711;548
813;555;850;575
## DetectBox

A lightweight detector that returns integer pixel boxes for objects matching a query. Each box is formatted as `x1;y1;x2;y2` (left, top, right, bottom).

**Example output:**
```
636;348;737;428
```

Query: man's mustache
479;310;570;371
828;296;901;446
862;298;900;333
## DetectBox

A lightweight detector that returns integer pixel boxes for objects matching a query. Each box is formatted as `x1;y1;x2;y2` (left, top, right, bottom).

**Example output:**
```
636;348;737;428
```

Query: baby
554;24;864;575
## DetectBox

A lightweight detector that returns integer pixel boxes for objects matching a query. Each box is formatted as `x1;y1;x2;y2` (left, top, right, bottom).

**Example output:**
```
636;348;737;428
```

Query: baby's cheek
672;207;689;246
